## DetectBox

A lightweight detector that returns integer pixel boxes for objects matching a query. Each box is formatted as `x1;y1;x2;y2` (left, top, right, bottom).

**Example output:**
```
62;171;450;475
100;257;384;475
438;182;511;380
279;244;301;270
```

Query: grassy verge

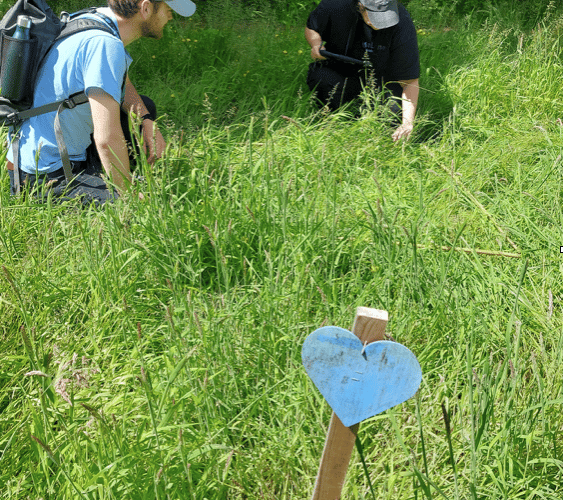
1;4;563;499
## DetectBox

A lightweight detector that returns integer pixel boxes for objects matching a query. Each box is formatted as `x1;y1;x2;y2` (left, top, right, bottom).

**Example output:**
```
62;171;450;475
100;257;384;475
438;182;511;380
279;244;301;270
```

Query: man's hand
392;123;414;142
123;75;165;163
141;119;166;164
311;42;327;61
393;78;419;142
305;27;327;61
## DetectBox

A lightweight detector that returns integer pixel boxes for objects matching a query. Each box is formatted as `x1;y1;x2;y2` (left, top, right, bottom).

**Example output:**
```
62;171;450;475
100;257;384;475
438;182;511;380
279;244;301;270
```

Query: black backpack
0;0;119;194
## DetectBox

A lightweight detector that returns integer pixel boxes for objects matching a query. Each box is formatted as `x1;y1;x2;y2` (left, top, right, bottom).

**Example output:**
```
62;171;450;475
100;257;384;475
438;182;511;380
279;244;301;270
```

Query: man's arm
122;75;166;164
392;78;419;142
305;27;327;61
89;90;131;194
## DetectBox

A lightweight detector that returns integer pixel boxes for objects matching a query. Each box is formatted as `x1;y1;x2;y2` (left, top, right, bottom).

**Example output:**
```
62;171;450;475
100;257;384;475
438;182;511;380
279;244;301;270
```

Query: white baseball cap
165;0;196;17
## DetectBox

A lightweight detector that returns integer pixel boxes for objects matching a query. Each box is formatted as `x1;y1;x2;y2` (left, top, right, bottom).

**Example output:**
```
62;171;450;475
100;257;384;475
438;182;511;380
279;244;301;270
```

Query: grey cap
165;0;196;17
359;0;399;29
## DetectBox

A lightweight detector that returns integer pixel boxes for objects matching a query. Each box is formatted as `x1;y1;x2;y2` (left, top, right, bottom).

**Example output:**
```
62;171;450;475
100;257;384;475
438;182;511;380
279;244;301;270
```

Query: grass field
2;1;563;498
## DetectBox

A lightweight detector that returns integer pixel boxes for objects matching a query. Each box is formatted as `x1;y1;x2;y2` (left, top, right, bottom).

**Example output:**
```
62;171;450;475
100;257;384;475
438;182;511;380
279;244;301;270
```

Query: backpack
0;0;119;194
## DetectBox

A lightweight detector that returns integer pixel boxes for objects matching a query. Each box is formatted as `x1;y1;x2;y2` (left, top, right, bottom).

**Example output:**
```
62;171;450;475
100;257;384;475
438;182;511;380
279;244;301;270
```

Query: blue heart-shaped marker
302;326;422;427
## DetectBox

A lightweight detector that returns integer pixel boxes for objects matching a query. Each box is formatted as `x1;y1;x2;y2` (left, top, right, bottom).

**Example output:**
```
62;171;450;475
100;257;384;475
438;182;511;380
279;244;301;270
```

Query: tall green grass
2;3;563;499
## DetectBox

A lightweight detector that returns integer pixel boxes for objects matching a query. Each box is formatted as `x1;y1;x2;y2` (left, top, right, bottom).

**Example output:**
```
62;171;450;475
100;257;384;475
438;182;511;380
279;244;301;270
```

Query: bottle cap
16;15;32;29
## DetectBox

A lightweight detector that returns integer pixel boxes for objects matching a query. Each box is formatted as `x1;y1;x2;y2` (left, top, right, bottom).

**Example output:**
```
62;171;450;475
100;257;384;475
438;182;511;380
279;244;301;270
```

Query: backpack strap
12;132;21;195
53;92;89;185
10;92;89;189
56;18;115;42
11;92;87;122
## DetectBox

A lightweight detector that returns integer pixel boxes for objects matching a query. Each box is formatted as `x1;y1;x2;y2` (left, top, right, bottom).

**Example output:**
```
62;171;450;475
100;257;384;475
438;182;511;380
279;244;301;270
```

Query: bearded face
141;2;172;39
141;12;163;38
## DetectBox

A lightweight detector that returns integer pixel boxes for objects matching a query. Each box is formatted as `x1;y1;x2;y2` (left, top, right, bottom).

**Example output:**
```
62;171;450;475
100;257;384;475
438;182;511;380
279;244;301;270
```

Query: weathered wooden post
302;307;421;499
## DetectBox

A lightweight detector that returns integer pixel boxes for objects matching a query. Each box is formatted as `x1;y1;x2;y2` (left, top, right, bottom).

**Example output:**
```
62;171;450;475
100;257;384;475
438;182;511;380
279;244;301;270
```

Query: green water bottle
13;15;31;40
1;15;34;101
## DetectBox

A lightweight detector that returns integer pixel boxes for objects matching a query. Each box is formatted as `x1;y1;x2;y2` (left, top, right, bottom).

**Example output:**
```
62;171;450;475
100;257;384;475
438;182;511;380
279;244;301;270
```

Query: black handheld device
319;50;372;67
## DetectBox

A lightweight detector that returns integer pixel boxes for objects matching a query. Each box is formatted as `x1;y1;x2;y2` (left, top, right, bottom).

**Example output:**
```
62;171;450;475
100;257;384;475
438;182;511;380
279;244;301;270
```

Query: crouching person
6;0;196;205
305;0;420;141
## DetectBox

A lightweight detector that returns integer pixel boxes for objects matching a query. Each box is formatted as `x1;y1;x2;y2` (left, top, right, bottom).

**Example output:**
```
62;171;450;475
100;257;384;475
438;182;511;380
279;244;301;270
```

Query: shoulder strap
56;18;116;42
345;15;359;56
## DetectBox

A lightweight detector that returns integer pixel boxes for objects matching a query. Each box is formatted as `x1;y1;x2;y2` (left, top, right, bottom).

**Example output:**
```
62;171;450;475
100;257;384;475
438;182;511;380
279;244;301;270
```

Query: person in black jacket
305;0;419;141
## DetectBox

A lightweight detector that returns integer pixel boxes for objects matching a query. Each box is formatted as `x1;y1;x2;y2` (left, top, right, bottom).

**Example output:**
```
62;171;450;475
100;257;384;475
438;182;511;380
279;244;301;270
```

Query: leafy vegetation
2;0;563;498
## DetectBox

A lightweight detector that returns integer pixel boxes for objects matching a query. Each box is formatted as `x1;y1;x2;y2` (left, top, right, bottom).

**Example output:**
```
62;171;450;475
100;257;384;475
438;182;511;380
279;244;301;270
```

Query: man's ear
138;0;154;20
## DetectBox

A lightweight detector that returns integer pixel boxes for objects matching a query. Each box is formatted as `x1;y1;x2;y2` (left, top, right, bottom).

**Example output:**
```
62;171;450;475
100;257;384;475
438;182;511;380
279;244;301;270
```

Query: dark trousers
306;62;403;117
9;95;157;206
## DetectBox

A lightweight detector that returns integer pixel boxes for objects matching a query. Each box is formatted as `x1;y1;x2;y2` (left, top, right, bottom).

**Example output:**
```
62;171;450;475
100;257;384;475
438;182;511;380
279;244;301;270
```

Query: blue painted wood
302;326;422;427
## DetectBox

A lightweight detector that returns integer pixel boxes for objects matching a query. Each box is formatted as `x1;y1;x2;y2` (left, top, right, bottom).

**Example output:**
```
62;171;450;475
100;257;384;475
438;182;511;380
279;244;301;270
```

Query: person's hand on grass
142;119;166;164
392;122;414;142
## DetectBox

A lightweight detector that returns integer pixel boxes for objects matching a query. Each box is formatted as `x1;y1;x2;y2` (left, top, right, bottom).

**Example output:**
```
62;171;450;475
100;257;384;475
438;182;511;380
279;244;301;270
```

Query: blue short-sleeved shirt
9;8;132;174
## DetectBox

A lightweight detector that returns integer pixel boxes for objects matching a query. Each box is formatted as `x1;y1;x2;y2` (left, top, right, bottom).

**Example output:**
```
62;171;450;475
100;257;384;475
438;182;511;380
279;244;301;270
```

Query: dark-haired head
108;0;162;19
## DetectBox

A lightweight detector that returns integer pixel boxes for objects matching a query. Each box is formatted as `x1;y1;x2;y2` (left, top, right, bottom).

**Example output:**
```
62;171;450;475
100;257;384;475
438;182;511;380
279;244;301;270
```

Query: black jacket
307;0;419;81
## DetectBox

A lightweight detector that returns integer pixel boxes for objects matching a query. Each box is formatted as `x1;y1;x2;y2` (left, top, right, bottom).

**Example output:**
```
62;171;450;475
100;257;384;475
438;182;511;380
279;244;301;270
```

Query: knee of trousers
307;63;360;107
140;95;157;121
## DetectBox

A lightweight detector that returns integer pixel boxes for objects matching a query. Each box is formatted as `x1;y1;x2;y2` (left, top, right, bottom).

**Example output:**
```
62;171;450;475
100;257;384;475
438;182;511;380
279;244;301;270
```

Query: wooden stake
311;307;388;500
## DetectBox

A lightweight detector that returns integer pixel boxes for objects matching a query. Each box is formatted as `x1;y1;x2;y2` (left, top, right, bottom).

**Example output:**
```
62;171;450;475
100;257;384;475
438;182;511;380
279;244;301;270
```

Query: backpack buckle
65;97;78;109
6;112;21;126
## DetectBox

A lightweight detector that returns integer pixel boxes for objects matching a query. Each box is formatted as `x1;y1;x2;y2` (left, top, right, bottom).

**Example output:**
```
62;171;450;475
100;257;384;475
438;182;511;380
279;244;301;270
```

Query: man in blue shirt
7;0;196;204
305;0;420;141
